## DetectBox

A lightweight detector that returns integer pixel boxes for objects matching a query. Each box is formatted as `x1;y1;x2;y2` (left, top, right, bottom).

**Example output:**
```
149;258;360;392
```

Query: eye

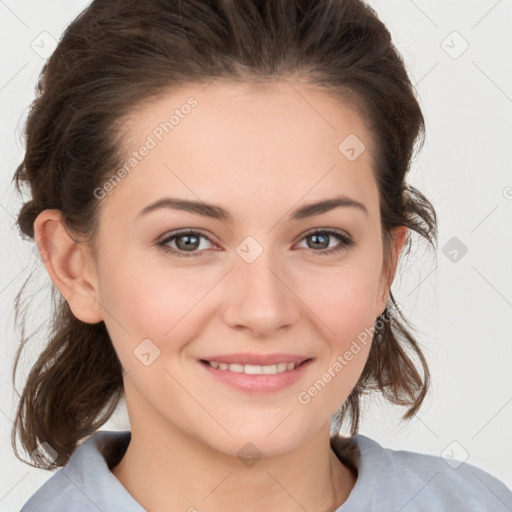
157;230;215;257
296;229;355;256
156;228;355;257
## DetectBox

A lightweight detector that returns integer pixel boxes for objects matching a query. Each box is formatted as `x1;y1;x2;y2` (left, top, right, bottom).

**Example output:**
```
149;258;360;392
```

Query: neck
111;419;356;512
111;381;356;512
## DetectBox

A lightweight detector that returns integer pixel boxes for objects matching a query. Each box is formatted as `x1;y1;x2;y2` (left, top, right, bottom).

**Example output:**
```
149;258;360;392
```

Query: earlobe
33;209;104;324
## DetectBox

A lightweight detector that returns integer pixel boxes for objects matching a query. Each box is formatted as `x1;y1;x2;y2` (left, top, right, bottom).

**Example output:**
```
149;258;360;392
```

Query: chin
204;434;298;461
198;415;321;460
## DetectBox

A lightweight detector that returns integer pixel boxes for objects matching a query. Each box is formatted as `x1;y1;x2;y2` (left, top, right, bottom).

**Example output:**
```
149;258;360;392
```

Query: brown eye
157;230;214;257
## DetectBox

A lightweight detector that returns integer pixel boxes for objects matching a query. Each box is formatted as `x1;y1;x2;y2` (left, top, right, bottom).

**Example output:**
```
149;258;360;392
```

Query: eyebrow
135;195;368;222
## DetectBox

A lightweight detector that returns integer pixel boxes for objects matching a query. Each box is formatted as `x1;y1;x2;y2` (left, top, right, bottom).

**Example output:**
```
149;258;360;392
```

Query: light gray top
20;429;512;511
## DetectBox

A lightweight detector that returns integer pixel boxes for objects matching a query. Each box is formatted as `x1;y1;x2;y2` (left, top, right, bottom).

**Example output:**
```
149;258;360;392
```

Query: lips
199;353;311;366
198;353;314;393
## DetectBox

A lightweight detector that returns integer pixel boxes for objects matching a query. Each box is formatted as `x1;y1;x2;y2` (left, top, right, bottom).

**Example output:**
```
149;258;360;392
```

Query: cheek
298;262;381;341
294;279;377;418
294;265;379;394
98;256;219;362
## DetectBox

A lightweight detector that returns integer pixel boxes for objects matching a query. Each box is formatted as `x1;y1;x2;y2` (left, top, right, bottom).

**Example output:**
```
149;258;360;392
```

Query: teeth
206;361;299;374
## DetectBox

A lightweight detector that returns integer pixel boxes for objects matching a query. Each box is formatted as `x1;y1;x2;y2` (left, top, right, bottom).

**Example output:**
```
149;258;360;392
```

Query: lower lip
198;359;313;393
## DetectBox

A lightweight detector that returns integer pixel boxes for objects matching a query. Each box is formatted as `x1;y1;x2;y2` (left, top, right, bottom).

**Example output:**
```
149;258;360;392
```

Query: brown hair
11;0;437;469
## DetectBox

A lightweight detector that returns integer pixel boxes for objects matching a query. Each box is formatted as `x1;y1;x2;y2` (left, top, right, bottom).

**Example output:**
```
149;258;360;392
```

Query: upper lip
200;353;313;365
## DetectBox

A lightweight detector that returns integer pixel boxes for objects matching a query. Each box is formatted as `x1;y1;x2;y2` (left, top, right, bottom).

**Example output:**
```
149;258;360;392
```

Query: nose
222;245;300;338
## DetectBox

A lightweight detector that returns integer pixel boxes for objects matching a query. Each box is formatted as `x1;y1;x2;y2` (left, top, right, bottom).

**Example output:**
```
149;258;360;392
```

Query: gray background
1;0;511;509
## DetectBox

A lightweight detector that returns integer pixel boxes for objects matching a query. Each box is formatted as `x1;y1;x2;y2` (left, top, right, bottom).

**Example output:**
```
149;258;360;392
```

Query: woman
11;0;512;510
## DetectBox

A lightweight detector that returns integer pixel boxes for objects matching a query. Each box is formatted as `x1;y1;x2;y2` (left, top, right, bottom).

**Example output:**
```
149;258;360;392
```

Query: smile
203;360;301;374
198;356;313;393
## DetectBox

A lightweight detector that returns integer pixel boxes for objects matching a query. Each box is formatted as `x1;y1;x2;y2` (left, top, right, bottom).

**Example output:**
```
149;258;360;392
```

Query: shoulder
331;434;512;512
20;430;144;512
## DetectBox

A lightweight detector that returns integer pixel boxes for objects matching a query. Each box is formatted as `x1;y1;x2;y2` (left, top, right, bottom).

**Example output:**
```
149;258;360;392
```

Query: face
46;80;405;458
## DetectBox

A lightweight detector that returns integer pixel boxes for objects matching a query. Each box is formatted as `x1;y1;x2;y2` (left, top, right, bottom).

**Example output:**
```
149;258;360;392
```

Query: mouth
198;354;314;393
200;359;309;375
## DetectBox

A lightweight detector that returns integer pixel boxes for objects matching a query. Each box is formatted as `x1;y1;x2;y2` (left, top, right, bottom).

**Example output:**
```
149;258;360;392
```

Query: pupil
310;234;328;249
177;235;199;251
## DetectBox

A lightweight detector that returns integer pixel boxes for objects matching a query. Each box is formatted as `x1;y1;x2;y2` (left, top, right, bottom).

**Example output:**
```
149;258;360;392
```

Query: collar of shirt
20;429;512;512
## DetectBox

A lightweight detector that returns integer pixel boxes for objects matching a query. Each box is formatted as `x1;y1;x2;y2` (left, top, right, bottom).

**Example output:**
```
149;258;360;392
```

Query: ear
375;226;408;318
33;209;103;324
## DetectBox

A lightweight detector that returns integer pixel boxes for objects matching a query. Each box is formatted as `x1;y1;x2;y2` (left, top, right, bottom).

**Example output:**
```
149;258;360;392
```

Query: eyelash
156;228;355;257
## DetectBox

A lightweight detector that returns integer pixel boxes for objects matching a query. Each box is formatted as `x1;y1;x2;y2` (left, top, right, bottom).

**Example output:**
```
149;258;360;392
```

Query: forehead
105;80;379;222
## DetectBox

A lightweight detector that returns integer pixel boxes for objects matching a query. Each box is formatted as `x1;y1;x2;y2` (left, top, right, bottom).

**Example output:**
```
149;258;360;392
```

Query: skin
34;79;407;512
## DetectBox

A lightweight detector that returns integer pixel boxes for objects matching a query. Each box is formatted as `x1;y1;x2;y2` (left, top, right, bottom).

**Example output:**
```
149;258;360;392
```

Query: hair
11;0;437;469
